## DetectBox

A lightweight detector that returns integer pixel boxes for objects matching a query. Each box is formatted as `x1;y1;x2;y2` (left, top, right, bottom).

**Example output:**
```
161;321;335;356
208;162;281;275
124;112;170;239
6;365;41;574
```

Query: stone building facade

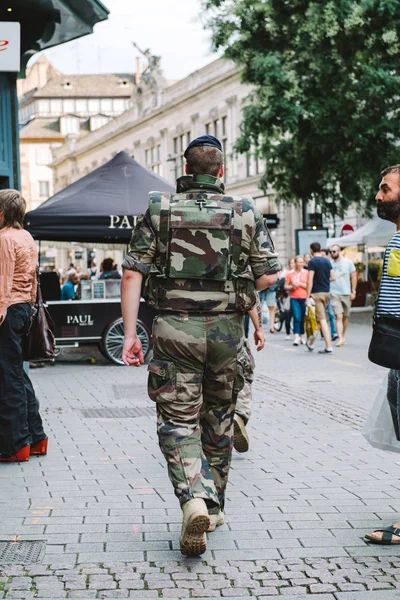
51;57;305;262
18;56;135;212
51;56;364;264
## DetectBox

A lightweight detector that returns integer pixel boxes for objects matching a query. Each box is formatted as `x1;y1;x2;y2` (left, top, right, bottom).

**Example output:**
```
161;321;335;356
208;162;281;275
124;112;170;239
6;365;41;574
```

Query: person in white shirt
329;245;357;347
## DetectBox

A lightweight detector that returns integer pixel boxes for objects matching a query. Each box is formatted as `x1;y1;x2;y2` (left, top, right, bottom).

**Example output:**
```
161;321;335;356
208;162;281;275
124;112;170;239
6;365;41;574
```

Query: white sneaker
285;335;291;340
180;498;210;556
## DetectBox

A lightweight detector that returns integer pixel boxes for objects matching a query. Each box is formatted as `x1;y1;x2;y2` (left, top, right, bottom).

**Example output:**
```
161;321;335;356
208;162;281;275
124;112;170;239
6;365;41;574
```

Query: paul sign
109;215;138;229
67;315;94;327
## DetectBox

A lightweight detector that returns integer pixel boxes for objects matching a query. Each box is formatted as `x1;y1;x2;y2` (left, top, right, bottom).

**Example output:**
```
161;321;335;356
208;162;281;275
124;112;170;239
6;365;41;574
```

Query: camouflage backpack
145;189;258;313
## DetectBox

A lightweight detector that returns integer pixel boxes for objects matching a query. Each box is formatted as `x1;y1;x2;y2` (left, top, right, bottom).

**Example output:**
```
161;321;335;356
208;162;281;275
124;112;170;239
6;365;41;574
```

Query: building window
222;116;227;137
213;119;219;137
113;99;125;113
101;98;113;112
221;116;228;181
88;99;100;114
89;115;110;131
172;132;190;177
39;181;50;198
205;123;210;135
63;99;75;114
246;149;263;178
50;99;62;115
60;116;80;135
145;143;163;176
38;100;50;115
75;99;87;114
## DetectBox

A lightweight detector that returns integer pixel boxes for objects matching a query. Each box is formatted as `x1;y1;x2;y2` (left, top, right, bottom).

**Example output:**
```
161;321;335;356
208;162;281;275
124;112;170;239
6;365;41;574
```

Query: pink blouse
0;227;38;322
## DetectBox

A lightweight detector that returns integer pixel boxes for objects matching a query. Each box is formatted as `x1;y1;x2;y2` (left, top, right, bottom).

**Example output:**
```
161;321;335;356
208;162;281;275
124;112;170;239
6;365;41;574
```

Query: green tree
203;0;400;217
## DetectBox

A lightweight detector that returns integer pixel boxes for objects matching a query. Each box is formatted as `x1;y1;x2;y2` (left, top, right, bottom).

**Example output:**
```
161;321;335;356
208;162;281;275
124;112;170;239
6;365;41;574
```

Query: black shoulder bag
23;269;55;361
368;313;400;370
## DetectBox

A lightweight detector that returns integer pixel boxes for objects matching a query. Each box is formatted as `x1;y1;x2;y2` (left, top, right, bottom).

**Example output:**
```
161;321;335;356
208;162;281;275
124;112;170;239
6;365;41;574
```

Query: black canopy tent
24;151;175;243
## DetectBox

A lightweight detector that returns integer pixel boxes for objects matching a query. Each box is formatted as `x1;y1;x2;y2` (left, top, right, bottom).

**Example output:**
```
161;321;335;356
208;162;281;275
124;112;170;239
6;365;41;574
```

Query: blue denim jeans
0;303;46;455
327;300;337;337
290;298;306;335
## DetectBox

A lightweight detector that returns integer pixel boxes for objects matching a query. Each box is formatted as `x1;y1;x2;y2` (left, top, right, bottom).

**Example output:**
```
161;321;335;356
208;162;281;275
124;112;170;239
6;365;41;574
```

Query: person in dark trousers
0;189;48;462
306;242;336;354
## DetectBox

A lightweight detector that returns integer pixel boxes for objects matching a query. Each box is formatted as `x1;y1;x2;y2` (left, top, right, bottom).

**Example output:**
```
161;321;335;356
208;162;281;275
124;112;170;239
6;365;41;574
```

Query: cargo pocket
148;359;176;403
387;249;400;277
176;371;203;404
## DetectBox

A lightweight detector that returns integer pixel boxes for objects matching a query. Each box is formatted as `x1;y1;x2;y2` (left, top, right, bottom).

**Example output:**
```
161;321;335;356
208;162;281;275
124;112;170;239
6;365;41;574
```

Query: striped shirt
376;231;400;316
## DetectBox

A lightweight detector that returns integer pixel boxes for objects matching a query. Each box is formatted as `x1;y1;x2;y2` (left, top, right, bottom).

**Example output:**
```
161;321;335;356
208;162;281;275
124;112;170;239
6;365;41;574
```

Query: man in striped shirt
366;164;400;545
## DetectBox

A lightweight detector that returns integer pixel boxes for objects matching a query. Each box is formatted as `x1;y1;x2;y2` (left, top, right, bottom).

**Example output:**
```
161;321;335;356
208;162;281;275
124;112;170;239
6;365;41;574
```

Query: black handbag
23;270;55;361
368;314;400;370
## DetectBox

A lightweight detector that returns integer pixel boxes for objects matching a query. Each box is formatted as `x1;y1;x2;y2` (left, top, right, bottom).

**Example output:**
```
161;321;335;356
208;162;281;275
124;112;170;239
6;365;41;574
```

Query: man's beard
377;196;400;222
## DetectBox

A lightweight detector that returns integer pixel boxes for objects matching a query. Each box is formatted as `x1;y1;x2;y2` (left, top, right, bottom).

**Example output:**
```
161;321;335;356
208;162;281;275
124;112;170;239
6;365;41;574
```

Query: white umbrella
327;216;395;248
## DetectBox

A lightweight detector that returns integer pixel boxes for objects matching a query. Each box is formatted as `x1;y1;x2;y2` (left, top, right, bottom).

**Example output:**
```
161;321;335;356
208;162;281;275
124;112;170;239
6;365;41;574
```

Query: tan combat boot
208;511;225;532
233;414;249;453
180;498;210;556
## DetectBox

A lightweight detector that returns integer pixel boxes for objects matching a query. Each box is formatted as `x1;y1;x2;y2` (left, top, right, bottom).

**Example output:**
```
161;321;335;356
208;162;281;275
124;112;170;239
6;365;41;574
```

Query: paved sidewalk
1;323;400;599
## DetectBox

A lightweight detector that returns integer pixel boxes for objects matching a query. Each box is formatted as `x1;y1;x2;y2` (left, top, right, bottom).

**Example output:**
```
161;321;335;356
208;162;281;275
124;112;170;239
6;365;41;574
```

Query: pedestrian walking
0;189;48;462
121;134;279;556
306;242;336;354
365;164;400;545
279;258;294;339
285;255;308;345
259;283;278;333
329;244;357;346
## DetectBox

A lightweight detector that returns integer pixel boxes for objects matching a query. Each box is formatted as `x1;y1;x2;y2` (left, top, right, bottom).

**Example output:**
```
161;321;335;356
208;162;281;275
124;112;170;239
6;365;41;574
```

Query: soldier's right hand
253;327;266;351
122;335;144;367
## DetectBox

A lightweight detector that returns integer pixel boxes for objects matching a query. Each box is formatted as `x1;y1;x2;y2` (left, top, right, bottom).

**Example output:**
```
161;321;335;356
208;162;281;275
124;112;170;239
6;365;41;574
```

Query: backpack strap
156;193;171;276
229;198;244;277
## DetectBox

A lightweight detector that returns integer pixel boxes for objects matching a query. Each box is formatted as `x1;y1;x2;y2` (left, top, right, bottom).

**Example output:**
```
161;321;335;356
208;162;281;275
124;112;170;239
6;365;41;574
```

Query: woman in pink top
284;255;308;346
0;190;47;462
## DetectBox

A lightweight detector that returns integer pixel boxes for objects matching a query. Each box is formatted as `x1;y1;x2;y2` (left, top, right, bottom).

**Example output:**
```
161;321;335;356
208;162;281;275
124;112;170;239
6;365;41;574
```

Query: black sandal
365;525;400;544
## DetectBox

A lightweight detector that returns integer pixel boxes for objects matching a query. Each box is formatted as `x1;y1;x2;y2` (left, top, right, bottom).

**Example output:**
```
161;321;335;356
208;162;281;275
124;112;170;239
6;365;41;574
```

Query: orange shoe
0;445;30;462
30;438;48;456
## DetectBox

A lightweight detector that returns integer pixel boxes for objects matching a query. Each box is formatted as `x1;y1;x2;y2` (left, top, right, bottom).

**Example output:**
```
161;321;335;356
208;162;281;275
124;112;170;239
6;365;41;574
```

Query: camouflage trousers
235;340;255;424
148;312;244;511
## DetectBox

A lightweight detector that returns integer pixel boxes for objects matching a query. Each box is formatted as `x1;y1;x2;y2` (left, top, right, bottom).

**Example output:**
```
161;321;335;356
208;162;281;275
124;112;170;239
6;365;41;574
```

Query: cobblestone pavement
2;321;400;599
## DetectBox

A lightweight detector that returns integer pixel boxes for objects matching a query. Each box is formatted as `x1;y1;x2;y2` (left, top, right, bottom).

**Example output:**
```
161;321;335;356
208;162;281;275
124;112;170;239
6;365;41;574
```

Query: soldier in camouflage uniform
121;135;279;556
234;330;257;453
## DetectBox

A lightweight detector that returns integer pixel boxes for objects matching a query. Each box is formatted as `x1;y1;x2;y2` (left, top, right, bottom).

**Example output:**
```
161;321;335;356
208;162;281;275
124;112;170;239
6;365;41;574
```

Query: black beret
184;135;223;158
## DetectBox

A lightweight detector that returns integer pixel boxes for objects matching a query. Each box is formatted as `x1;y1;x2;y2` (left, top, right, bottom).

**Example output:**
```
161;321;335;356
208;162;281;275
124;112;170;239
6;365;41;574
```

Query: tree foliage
202;0;400;216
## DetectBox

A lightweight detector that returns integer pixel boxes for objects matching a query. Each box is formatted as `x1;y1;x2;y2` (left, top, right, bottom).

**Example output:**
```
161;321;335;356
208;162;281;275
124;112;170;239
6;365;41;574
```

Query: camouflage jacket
122;174;279;313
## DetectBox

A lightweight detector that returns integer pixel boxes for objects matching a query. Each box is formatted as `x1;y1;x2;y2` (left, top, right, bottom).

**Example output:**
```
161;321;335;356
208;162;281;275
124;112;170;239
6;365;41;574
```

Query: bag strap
158;194;171;276
34;265;43;306
229;198;244;278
